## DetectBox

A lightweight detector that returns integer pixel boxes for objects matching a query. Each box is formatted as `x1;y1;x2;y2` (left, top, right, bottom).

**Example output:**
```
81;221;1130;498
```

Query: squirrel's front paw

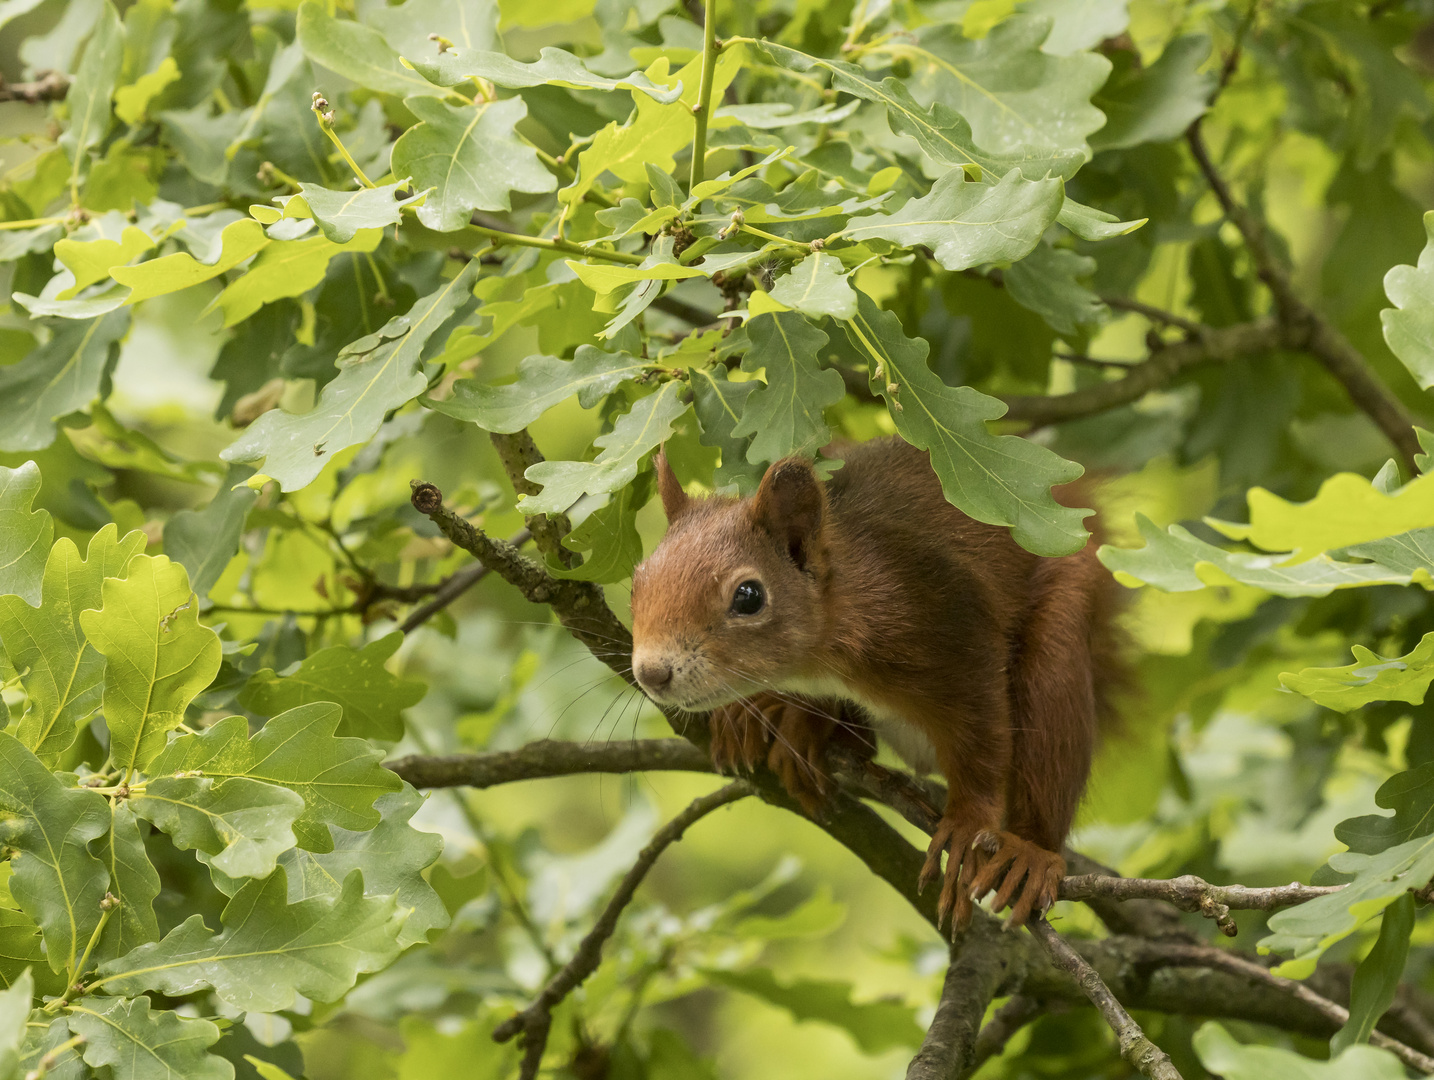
709;698;774;774
966;832;1065;929
767;702;834;817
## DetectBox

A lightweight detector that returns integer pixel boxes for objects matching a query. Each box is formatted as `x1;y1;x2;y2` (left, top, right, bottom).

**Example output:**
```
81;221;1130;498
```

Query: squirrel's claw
966;832;1065;930
922;816;991;938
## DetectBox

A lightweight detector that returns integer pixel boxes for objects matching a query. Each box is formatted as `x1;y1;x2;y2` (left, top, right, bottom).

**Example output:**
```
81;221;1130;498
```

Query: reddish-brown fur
629;436;1127;931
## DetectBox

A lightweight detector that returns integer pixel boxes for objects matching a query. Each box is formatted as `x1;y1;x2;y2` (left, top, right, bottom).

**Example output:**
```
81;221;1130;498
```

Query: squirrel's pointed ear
752;457;826;569
655;451;690;520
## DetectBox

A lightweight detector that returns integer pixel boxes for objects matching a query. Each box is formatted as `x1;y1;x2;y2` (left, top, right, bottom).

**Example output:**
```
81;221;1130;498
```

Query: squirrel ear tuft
655;451;690;520
752;457;825;569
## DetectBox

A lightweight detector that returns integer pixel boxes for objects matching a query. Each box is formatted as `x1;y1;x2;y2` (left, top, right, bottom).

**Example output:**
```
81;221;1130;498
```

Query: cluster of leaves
7;0;1434;1076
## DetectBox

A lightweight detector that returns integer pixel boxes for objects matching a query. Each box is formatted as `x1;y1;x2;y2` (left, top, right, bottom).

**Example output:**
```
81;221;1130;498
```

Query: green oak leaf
1259;832;1434;977
1279;633;1434;714
844;293;1089;556
0;525;147;764
111;219;269;306
221;258;481;491
1331;889;1414;1053
0;734;111;975
54;226;160;298
16;1016;85;1080
297;180;426;244
362;0;498;60
410;46;682;102
1338;762;1434;855
521;381;689;514
1003;243;1108;336
79;554;223;776
1024;0;1131;56
59;0;123;195
732;311;844;464
0;968;30;1079
132;777;304;880
892;17;1110;159
68;997;232;1080
95;804;161;957
691;365;764;494
0;909;57;993
113;55;180;125
0;311;129;453
768;254;858;321
390;96;555;233
145;703;403;852
237;632;425;742
841;170;1063;272
428;345;651;433
214;227;383;327
1091;35;1215;151
296;1;436;98
564;50;741;206
277;786;447;948
566;259;705;295
553;470;653;583
1382;209;1434;390
1347;527;1434;574
1056;198;1147;241
163;464;256;598
1194;1021;1404;1080
747;41;1085;181
96;868;405;1012
702;968;923;1055
0;462;54;609
1097;515;1416;596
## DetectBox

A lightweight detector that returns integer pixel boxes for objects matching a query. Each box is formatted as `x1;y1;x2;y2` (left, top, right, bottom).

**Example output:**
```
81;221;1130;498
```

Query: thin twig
0;70;68;103
492;782;751;1077
1185;120;1421;471
1028;918;1183;1080
689;0;721;190
467;216;645;266
387;738;711;788
1101;295;1207;337
1058;874;1344;936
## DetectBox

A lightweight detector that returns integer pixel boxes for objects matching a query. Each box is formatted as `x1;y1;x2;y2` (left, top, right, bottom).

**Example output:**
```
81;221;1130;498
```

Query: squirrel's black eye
730;579;765;616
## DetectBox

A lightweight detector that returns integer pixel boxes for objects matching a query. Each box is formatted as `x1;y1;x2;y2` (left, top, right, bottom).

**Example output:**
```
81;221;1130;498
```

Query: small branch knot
410;481;444;514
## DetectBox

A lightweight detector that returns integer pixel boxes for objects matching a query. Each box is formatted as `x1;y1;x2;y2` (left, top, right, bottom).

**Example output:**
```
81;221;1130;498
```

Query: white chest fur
774;674;939;775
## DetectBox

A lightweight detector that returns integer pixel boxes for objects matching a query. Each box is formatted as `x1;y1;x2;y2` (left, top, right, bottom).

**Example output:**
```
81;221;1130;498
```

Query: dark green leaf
0;463;52;606
296;1;435;98
132;777;304;880
0;312;129;452
411;46;682;102
1331;891;1414;1053
69;996;232;1080
1091;36;1215;151
163;465;256;599
298;181;426;244
59;1;123;195
732;311;844;464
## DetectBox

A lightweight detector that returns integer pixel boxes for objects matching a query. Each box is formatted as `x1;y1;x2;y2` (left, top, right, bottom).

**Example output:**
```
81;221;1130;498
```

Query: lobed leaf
768;254;858;321
297;1;435;98
1091;35;1215;151
841;170;1063;272
132;777;304;881
732;311;844;464
0;462;53;606
0;311;130;453
96;869;405;1012
410;45;682;102
1280;632;1434;714
69;997;233;1080
59;0;123;194
844;293;1089;556
222;258;481;491
146;703;403;852
163;464;256;598
297;180;426;244
1382;209;1434;390
95;805;161;958
0;734;110;974
521;382;689;514
1194;1021;1403;1080
79;554;223;776
237;632;425;742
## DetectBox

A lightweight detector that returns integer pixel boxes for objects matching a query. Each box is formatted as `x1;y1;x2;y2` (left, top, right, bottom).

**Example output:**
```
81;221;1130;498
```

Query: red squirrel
629;437;1126;931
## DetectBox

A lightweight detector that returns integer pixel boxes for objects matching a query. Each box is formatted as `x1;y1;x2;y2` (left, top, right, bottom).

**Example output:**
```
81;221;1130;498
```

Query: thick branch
907;924;1019;1080
0;71;68;103
1001;318;1283;426
1028;918;1183;1080
1185;120;1421;471
388;738;711;788
488;431;575;568
493;781;750;1078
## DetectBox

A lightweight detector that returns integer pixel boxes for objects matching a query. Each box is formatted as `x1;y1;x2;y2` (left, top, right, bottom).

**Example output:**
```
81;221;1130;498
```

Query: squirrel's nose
636;657;672;692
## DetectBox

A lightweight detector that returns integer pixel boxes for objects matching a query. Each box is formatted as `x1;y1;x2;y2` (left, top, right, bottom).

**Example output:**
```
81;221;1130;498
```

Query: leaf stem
312;92;375;189
467;223;645;265
59;894;118;1006
689;0;720;191
0;216;63;231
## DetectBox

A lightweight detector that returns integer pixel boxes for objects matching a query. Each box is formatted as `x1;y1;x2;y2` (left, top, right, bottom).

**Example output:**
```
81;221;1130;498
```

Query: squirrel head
629;453;831;710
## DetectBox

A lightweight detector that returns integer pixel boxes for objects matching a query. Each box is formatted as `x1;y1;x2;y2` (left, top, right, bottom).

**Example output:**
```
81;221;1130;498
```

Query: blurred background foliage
9;0;1434;1077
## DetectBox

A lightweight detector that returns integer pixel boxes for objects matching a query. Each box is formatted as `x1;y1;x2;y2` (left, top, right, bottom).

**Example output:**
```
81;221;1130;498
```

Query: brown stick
1058;874;1344;936
488;431;576;568
961;995;1050;1078
0;71;68;103
491;782;751;1078
1028;918;1183;1080
906;923;1018;1080
388;738;712;788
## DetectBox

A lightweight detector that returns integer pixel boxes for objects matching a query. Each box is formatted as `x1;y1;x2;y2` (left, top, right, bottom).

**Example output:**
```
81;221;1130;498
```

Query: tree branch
1184;119;1422;471
387;738;712;788
487;430;576;568
492;781;751;1078
1058;874;1344;936
907;923;1019;1080
0;71;68;103
1028;918;1183;1080
1000;318;1284;427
